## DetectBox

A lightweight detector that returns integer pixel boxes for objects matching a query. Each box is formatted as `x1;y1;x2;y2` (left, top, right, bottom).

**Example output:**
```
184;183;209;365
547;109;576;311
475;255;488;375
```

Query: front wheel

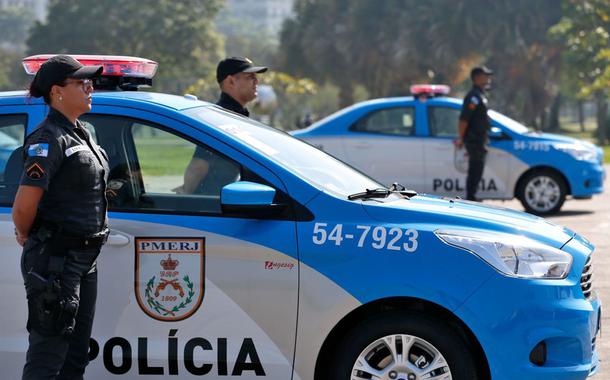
327;312;481;380
517;170;567;215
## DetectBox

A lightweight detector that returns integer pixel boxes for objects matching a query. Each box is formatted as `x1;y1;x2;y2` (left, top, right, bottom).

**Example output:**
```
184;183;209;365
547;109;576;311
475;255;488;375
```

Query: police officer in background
12;55;109;379
455;66;493;201
175;57;267;194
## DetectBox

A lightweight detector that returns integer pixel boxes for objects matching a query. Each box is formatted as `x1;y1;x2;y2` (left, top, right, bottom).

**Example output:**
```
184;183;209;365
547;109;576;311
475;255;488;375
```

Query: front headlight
435;230;572;279
553;143;597;162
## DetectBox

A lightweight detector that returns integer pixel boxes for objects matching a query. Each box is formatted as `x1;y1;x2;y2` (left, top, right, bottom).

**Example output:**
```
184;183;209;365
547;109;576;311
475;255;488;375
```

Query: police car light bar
22;55;158;91
410;84;451;97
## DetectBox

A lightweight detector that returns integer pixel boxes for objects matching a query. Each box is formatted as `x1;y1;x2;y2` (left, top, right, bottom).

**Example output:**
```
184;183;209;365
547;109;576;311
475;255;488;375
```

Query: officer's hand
15;229;27;247
454;138;464;149
172;184;185;194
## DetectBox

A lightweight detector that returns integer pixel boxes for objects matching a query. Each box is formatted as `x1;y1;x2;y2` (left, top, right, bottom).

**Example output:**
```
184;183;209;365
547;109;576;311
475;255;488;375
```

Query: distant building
0;0;47;21
220;0;294;37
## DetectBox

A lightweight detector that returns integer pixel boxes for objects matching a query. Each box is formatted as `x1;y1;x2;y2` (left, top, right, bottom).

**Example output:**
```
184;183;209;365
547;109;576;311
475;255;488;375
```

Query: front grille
580;257;593;299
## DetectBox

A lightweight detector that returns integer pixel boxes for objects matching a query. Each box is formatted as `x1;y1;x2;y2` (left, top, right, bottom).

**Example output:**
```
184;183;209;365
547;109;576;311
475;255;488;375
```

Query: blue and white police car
291;85;605;215
0;56;601;379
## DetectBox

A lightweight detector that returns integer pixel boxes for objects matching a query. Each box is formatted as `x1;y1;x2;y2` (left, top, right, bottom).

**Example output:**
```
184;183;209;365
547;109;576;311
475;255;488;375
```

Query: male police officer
174;57;267;194
456;66;493;201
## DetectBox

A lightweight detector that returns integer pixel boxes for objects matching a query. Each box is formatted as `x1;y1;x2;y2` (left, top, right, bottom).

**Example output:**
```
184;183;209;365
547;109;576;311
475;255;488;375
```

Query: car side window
351;107;415;136
428;106;460;137
81;114;242;214
0;114;27;205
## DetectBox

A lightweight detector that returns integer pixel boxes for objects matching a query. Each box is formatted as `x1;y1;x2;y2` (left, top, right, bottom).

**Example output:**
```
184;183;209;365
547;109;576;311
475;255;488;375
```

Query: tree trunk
595;93;608;145
548;94;561;132
338;83;354;108
578;99;585;132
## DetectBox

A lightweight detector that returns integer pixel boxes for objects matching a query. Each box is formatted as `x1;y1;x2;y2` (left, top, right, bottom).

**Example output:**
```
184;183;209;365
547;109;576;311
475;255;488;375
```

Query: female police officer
12;55;109;380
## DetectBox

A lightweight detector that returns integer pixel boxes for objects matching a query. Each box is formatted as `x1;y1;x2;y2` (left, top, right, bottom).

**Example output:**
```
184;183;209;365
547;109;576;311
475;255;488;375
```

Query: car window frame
348;106;416;137
81;112;306;221
0;113;29;207
427;105;461;139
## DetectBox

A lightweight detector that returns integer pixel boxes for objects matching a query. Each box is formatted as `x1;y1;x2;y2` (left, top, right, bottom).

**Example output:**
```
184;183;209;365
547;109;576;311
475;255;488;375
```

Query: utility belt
31;220;109;250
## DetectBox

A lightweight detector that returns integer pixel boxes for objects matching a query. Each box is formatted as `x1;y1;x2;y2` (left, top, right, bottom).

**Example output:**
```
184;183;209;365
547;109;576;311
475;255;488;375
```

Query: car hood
527;132;597;148
361;194;575;249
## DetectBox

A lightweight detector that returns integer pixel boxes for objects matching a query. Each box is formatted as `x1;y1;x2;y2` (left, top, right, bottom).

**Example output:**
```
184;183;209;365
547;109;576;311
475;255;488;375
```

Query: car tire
327;311;481;380
517;170;567;215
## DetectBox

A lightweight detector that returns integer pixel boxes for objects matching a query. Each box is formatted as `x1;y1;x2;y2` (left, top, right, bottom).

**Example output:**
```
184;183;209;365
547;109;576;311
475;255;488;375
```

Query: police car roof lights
410;84;451;98
22;54;158;91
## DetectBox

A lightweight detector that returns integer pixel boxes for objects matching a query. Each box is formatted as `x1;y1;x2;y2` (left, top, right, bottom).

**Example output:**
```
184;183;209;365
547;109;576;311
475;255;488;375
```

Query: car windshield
489;110;530;134
186;106;382;196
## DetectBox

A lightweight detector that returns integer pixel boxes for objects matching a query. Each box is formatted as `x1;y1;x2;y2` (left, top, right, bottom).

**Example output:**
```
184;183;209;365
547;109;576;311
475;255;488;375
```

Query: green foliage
550;0;610;97
0;6;34;51
26;0;224;94
0;48;29;91
550;0;610;143
278;0;562;126
215;11;277;65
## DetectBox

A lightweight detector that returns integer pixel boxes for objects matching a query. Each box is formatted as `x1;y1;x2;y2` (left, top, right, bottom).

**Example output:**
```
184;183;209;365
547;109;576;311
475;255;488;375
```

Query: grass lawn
134;138;194;177
604;145;610;164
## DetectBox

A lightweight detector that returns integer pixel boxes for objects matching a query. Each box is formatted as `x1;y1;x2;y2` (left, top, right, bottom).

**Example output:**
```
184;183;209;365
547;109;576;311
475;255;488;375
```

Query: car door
76;109;298;379
423;103;510;198
341;105;426;189
0;105;48;373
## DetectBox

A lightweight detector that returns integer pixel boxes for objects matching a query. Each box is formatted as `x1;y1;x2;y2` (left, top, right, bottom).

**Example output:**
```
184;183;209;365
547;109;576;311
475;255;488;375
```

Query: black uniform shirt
20;108;110;236
215;91;249;117
459;85;490;146
191;92;244;194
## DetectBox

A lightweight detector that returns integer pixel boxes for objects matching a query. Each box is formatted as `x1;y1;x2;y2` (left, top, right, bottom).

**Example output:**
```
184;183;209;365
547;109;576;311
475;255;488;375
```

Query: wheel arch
313;296;491;380
514;165;571;197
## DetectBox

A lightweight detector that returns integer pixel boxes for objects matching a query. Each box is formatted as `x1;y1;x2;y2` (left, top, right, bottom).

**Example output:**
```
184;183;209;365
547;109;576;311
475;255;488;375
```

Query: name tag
65;145;89;157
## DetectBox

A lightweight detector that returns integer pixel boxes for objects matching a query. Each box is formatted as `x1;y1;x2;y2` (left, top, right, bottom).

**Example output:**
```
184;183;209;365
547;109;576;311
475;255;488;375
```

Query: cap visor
243;66;268;74
68;65;103;79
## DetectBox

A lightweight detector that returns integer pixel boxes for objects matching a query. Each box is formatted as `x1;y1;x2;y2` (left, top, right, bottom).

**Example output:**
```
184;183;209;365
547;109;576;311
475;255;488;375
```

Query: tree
278;0;563;126
27;0;224;94
0;6;34;52
551;0;610;144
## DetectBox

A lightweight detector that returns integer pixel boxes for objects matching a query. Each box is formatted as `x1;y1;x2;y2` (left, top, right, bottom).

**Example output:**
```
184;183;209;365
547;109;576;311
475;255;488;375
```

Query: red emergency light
410;84;451;97
23;55;158;77
22;55;158;91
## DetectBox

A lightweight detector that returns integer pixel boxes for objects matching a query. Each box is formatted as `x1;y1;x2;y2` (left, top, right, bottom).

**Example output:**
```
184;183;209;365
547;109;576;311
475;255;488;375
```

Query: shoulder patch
469;96;479;105
27;143;49;157
26;162;46;179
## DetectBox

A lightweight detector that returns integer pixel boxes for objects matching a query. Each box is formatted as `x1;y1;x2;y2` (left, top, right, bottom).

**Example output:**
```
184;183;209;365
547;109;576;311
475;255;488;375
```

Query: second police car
0;56;601;379
291;85;605;215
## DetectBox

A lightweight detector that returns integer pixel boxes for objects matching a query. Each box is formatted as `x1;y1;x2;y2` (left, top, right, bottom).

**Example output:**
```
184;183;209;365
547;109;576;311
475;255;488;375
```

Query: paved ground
488;165;609;377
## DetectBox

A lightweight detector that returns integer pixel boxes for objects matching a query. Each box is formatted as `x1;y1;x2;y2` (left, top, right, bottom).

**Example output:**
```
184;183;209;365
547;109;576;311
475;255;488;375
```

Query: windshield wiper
348;183;418;201
348;188;391;200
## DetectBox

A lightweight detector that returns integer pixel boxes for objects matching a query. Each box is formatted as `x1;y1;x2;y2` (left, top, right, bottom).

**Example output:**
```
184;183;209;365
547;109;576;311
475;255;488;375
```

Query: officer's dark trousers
465;143;487;201
21;236;100;380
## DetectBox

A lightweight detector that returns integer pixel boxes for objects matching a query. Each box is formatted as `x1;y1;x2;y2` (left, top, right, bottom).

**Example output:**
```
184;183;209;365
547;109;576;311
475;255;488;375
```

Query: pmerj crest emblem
454;146;469;174
135;238;205;321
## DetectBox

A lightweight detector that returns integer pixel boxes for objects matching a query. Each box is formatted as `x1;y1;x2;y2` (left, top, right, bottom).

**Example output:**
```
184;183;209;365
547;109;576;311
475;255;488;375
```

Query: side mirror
221;181;285;216
488;126;509;140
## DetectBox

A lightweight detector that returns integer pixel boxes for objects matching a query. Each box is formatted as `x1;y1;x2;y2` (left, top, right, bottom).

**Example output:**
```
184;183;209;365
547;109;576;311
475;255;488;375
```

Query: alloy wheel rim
351;334;452;380
524;175;560;212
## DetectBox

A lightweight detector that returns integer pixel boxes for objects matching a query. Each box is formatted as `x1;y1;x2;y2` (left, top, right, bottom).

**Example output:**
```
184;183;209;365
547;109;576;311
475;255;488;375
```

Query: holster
27;271;77;336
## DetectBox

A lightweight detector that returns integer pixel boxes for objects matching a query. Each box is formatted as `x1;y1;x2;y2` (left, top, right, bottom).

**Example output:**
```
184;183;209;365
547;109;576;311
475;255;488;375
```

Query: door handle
106;232;130;247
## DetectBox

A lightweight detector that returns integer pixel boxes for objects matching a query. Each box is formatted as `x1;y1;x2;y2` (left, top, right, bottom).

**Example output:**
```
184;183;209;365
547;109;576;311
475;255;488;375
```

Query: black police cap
470;66;493;80
216;57;268;83
30;55;103;98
